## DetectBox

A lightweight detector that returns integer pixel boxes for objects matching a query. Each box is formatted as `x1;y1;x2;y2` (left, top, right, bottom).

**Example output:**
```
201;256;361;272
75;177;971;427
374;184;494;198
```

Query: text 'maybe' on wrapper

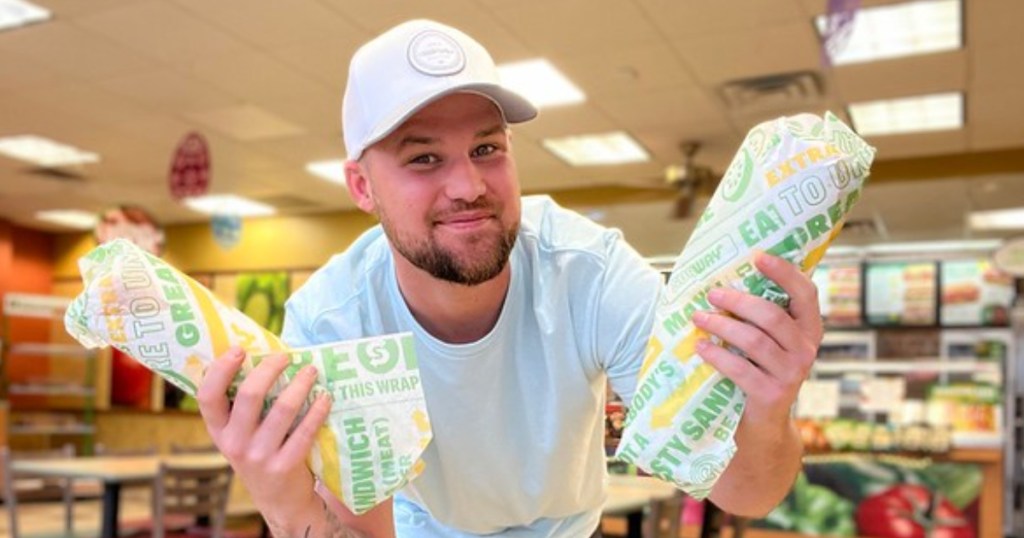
616;112;876;498
64;238;432;514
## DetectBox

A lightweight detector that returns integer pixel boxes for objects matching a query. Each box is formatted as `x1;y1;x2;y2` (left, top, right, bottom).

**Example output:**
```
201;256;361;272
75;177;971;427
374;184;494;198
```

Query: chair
169;443;219;455
646;492;683;538
1;444;76;538
151;461;234;538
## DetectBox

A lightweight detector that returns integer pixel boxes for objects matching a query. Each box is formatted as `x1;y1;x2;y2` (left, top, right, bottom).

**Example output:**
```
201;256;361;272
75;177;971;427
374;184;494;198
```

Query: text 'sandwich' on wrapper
64;239;432;514
616;112;876;498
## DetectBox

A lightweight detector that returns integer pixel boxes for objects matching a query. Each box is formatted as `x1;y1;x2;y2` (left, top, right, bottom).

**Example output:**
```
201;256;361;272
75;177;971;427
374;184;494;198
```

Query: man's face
351;93;521;286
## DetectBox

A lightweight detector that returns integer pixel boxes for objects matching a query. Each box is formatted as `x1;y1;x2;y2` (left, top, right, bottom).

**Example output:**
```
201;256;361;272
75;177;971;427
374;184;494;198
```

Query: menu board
941;259;1016;326
865;262;937;326
811;263;862;327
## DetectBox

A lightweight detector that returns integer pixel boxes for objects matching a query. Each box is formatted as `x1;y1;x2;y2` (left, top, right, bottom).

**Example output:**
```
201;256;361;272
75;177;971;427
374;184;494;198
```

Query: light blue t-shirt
282;196;662;536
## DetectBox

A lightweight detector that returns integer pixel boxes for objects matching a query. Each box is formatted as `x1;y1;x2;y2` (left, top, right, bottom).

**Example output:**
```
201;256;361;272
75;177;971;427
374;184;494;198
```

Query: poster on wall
940;259;1015;326
865;262;937;326
236;272;290;336
812;263;862;327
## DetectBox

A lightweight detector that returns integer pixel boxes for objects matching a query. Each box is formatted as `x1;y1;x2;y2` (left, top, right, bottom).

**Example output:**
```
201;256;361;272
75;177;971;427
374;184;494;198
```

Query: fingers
250;364;322;452
695;339;770;395
226;353;292;436
197;347;246;432
754;253;823;339
693;311;794;382
279;392;332;467
706;287;802;353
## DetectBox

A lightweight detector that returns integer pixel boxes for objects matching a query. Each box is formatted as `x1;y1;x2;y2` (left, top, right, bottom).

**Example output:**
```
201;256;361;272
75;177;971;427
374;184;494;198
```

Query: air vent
719;71;824;113
253;194;321;211
840;215;888;239
26;167;85;181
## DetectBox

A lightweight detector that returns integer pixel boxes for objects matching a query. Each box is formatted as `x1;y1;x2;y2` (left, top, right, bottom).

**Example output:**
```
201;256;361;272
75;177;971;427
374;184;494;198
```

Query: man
197;19;821;538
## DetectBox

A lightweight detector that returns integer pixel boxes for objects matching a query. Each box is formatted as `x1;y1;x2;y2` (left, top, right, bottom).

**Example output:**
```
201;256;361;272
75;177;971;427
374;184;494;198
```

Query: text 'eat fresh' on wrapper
63;238;432;514
615;112;876;498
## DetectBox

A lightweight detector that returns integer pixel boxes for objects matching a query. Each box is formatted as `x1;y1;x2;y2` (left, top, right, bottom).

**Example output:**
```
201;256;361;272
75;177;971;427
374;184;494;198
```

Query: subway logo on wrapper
63;239;433;515
615;112;876;499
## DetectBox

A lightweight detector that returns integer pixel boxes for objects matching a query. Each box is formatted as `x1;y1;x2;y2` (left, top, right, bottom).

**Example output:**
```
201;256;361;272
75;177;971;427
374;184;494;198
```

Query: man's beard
379;201;518;286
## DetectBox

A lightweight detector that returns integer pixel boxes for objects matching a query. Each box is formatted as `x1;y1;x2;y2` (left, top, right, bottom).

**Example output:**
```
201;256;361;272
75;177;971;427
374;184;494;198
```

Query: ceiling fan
660;142;723;220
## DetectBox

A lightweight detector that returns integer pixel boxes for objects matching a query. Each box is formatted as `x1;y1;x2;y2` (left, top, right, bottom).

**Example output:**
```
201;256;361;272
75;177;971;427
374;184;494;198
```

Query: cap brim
356;84;537;159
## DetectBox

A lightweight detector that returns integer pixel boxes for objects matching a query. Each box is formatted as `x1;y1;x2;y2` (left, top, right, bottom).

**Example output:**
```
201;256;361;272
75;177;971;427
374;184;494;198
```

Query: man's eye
471;144;497;158
409;154;439;165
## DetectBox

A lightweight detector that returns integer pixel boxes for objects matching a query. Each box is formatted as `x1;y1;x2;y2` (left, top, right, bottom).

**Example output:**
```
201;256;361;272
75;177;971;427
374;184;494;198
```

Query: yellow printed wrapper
615;112;875;498
63;239;432;514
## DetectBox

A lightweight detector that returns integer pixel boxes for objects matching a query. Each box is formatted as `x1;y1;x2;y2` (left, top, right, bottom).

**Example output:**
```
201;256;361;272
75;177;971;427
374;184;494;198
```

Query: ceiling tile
268;34;366;90
637;0;807;38
867;129;969;160
0;48;70;91
74;1;252;68
595;87;726;131
557;42;700;98
490;0;658;56
968;89;1024;151
832;50;967;102
966;0;1024;48
171;0;360;48
96;70;239;113
671;22;823;86
0;21;151;80
187;51;332;104
969;44;1020;92
185;105;306;141
514;103;618;140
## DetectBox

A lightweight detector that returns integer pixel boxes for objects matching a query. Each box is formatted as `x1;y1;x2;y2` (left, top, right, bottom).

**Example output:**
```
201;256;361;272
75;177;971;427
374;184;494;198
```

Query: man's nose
444;155;486;201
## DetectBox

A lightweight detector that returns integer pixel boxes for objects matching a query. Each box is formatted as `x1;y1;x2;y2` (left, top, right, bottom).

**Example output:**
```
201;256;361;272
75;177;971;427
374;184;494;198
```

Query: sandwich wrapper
64;239;432;514
615;112;876;498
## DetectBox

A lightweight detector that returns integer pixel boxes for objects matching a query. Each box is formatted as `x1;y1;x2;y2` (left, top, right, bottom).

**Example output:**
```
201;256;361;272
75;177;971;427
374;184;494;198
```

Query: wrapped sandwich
615;112;876;498
64;239;432;514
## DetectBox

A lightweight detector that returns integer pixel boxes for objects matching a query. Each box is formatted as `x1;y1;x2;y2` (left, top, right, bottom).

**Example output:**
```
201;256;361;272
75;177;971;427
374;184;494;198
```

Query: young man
197;19;821;538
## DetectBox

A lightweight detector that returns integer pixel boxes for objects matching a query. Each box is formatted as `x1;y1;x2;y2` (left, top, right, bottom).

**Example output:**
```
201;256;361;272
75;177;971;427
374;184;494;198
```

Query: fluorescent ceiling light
35;210;98;230
183;194;275;217
0;135;100;167
866;240;1002;255
969;208;1024;230
305;159;346;185
0;0;51;32
542;131;649;166
848;92;962;137
816;0;961;65
497;59;585;108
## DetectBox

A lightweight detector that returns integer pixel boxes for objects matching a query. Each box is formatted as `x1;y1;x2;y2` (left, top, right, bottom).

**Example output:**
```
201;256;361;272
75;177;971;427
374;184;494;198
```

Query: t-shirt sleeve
594;234;662;406
281;292;316;348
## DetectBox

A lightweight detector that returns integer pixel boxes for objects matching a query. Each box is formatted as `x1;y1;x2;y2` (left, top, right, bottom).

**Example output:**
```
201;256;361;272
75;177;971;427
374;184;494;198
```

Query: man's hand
692;252;823;516
197;348;332;534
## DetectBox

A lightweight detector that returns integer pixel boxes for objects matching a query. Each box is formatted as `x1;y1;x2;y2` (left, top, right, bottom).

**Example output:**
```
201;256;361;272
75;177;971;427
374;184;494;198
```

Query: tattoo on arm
269;498;368;538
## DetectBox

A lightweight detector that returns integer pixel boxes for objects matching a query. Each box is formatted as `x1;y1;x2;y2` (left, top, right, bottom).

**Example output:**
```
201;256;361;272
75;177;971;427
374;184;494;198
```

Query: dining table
11;452;227;538
603;473;679;538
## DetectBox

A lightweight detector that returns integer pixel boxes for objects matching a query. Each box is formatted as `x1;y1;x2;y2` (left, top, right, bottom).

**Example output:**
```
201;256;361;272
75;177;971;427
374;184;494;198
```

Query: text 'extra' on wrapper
615;112;876;498
63;238;433;514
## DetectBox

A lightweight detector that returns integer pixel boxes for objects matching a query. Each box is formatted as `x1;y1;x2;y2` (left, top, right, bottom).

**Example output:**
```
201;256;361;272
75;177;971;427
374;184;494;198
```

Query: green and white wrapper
615;112;876;498
64;238;432;514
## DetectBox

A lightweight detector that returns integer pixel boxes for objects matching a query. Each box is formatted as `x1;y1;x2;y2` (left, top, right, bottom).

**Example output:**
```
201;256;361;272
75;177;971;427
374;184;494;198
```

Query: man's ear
345;160;376;214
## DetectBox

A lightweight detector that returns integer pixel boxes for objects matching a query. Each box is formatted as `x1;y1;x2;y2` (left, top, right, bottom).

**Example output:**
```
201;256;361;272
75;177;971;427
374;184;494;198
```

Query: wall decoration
168;131;211;200
211;214;242;250
236;272;289;335
94;205;165;256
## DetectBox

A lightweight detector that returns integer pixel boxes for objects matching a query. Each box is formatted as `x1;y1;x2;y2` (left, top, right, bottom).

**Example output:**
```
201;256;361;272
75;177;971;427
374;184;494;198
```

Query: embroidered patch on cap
407;30;466;76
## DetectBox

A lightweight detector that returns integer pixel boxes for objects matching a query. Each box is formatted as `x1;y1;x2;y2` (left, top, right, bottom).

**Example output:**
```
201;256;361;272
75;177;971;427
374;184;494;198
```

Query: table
12;453;226;538
604;474;678;538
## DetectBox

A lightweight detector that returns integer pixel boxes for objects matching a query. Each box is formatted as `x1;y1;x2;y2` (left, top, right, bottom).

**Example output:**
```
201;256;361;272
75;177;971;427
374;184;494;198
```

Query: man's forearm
266;496;369;538
708;414;803;517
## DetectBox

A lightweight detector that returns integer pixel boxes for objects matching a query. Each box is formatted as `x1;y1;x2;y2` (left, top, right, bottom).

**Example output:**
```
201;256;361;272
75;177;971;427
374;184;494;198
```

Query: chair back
152;461;234;538
94;443;158;456
169;443;219;455
1;444;77;538
647;493;683;538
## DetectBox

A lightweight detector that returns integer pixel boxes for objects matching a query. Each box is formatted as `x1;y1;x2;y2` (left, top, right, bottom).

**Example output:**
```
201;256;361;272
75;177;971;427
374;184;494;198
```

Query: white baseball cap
342;19;538;160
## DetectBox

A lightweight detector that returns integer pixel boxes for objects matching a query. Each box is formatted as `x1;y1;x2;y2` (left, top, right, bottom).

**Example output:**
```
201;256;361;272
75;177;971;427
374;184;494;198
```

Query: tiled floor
0;489;264;538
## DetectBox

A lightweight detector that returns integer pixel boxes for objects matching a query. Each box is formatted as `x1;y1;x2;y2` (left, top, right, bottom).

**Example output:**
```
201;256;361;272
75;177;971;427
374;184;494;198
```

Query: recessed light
0;135;100;167
969;208;1024;231
848;92;962;136
542;132;649;166
35;210;98;230
305;159;346;185
183;194;275;217
817;0;961;65
0;0;51;33
497;59;585;109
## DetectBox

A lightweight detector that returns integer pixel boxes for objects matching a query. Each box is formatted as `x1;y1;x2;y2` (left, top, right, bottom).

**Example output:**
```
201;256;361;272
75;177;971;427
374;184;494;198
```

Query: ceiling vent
719;70;825;114
840;215;888;240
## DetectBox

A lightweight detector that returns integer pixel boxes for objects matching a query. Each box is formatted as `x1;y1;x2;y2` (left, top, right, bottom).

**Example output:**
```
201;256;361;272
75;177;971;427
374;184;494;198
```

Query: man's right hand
197;347;332;535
